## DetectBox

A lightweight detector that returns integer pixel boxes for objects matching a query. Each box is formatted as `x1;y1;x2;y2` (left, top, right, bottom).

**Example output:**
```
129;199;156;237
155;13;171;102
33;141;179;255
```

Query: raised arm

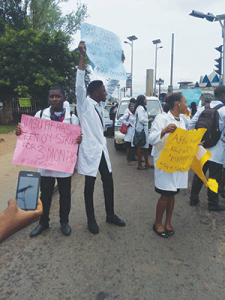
76;41;87;112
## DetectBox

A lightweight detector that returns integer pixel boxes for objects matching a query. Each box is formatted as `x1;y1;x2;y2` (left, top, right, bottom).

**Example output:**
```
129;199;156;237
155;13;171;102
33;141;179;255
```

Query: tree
0;0;27;35
0;26;89;123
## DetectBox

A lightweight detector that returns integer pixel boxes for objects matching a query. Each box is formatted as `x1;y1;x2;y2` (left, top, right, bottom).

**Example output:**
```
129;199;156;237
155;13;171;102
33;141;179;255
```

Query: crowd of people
1;40;225;243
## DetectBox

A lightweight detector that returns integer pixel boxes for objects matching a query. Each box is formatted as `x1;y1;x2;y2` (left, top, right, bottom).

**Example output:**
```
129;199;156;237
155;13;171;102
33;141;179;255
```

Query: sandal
127;161;134;166
145;165;154;169
153;224;168;238
137;166;148;170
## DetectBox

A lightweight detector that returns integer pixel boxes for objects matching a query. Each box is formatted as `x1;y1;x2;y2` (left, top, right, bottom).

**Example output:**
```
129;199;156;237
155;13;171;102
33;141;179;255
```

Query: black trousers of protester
39;176;71;225
190;160;222;205
84;152;114;221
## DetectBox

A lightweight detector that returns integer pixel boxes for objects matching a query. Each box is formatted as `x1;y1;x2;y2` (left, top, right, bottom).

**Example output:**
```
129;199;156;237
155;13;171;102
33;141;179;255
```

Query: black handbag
133;113;146;147
133;129;146;146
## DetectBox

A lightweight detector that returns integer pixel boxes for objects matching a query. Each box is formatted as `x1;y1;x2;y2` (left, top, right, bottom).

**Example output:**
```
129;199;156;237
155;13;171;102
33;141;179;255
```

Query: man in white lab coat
189;85;225;211
76;41;126;234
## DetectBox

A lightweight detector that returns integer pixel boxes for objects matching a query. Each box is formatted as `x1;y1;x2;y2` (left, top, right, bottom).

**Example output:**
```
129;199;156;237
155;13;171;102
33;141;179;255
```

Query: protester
135;95;153;170
119;103;136;165
149;92;188;238
190;101;197;116
108;103;118;137
76;41;126;234
0;198;43;243
189;85;225;211
16;87;83;237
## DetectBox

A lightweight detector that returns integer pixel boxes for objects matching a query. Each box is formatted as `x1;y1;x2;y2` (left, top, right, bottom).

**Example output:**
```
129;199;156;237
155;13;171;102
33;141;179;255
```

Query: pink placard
12;114;81;173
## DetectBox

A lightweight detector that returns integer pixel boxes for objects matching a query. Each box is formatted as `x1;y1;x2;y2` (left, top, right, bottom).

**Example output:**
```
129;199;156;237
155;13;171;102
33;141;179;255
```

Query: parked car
114;97;163;150
104;109;113;136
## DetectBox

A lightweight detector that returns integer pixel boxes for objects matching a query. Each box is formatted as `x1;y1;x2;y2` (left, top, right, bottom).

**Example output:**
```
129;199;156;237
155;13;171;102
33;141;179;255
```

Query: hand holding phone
16;171;41;210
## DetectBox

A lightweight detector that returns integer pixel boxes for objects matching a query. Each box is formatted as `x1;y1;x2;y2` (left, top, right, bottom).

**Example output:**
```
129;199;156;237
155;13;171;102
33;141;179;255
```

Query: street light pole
189;11;225;85
124;35;138;97
152;39;162;96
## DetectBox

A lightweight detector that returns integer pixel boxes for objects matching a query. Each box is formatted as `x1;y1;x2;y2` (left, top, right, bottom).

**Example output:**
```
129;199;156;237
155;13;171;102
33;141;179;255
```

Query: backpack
195;103;223;148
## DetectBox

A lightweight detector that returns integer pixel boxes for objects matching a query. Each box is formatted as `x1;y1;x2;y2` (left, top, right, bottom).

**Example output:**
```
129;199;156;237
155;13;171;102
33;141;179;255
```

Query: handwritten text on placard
156;127;206;172
12;115;81;173
81;23;127;80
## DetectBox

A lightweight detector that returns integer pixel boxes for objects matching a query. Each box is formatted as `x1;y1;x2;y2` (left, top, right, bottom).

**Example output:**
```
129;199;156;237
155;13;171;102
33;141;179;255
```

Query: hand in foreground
0;198;43;243
77;133;83;144
15;123;22;136
78;41;86;56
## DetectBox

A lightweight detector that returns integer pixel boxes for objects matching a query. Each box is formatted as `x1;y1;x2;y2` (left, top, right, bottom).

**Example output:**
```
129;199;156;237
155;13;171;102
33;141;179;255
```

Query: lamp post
124;35;138;97
189;10;225;85
152;39;163;96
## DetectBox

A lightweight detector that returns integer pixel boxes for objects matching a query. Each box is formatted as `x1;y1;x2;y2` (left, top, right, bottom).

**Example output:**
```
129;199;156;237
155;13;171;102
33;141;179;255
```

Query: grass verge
0;125;16;134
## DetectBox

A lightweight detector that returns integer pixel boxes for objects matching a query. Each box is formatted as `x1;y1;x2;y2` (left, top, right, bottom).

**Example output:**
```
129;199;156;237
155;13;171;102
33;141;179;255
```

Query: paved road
1;138;225;300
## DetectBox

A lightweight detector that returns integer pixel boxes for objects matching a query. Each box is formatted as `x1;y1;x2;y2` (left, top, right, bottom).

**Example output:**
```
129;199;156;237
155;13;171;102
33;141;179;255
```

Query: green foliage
0;26;80;105
0;125;17;133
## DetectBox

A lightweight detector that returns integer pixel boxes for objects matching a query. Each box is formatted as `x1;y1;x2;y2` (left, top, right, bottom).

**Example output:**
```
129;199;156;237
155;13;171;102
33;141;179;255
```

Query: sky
60;0;225;98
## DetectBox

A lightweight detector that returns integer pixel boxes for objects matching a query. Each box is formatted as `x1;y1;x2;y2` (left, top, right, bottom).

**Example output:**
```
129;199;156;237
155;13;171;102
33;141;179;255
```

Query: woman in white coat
149;93;188;238
135;95;153;170
119;103;135;165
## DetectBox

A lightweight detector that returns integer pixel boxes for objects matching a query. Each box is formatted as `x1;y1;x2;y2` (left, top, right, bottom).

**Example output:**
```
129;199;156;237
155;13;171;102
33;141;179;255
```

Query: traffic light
214;45;223;76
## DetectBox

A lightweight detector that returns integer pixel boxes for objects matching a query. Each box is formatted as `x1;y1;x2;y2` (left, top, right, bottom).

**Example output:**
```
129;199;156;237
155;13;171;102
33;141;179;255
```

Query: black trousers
190;160;222;205
84;152;114;221
40;176;71;225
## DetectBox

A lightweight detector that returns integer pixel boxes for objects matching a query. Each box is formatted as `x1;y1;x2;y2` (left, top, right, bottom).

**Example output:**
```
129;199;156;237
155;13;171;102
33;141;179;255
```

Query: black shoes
190;196;200;206
88;220;99;234
106;215;126;227
153;224;168;238
61;223;71;236
30;223;49;238
208;204;225;211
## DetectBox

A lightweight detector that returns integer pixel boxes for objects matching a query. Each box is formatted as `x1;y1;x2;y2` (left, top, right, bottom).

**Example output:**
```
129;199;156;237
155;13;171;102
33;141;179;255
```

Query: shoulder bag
133;112;146;147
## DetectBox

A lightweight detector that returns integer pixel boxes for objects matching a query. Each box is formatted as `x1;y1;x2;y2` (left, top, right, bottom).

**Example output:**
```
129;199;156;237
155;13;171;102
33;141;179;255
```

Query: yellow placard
155;128;218;193
191;146;218;193
19;98;31;107
156;127;206;173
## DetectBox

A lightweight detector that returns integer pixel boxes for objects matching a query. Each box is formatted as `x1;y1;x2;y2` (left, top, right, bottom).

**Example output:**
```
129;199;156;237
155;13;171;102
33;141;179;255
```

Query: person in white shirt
119;103;135;165
135;95;153;170
16;86;82;237
189;85;225;211
76;41;126;234
149;92;188;238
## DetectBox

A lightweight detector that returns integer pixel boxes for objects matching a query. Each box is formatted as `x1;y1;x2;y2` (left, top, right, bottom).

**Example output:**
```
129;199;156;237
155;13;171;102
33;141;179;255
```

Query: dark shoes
61;223;71;236
153;224;169;238
30;223;49;238
190;196;200;206
88;220;99;234
106;214;126;227
208;204;225;211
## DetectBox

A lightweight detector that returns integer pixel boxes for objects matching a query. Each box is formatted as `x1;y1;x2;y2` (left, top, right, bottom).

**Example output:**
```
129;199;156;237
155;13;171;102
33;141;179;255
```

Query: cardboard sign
156;127;206;172
81;22;127;80
156;127;218;192
12;115;81;173
19;98;31;107
191;146;218;193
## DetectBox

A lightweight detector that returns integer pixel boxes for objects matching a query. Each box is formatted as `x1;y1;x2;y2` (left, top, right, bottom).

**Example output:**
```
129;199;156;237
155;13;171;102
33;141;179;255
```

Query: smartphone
16;171;41;210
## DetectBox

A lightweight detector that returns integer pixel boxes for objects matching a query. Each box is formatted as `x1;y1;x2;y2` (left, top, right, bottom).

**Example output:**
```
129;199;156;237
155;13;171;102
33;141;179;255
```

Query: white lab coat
149;111;188;191
188;100;225;165
35;106;79;178
76;69;118;177
119;110;135;143
134;105;149;148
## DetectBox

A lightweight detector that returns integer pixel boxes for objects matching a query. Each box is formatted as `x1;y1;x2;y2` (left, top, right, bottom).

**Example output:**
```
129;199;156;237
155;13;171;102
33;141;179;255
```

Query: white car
114;97;163;150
